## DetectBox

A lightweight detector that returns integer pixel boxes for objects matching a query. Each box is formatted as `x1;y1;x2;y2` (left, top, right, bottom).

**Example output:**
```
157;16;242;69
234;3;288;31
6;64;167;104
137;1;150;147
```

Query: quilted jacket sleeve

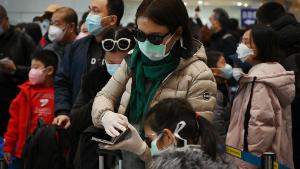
187;61;217;122
3;92;22;153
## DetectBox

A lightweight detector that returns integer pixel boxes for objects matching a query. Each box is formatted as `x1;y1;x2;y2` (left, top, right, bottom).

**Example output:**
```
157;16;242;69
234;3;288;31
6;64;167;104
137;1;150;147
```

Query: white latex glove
103;123;147;156
101;111;129;137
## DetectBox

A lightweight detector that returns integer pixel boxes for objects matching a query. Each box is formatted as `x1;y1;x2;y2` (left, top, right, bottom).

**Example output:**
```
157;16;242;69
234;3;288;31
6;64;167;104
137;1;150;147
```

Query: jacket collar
173;39;206;73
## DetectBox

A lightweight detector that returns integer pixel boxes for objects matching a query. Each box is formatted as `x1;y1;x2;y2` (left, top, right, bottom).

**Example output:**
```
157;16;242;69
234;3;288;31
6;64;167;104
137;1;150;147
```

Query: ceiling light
243;3;249;7
237;2;243;6
198;1;203;5
184;2;187;6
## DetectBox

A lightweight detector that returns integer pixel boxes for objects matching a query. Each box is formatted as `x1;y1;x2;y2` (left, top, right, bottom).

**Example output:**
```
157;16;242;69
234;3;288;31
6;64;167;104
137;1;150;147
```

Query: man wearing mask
38;4;62;48
53;0;124;129
0;5;36;137
44;7;78;62
206;8;238;65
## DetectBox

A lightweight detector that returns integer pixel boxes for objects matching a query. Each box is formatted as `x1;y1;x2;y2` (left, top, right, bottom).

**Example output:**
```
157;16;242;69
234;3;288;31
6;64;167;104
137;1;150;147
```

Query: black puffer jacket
271;14;300;56
0;27;36;97
70;66;111;132
70;66;111;169
0;27;36;136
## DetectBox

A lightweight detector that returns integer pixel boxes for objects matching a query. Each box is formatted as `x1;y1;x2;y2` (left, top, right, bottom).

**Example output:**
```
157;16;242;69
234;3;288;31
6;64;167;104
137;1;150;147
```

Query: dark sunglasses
101;38;131;52
133;29;170;45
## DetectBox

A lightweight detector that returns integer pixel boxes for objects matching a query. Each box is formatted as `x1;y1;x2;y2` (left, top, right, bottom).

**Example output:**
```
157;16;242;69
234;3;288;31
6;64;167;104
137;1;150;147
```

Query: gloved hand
103;123;147;156
101;111;128;137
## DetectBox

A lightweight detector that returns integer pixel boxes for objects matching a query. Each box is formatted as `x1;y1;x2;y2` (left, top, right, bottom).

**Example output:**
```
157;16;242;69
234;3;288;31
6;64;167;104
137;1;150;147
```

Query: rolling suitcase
97;149;122;169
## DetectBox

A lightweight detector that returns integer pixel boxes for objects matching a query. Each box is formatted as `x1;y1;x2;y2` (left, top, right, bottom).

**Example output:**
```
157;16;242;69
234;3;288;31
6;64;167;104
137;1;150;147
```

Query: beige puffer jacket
92;42;217;127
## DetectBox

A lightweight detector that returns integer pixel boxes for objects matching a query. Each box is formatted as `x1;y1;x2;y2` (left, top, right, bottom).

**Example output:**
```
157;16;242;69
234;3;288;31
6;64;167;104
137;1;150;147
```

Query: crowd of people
0;0;299;169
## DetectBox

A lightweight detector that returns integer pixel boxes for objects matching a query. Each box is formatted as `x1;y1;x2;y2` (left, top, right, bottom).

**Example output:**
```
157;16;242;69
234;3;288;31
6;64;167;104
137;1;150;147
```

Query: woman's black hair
206;51;223;68
250;25;281;62
135;0;193;58
101;26;136;51
144;98;217;160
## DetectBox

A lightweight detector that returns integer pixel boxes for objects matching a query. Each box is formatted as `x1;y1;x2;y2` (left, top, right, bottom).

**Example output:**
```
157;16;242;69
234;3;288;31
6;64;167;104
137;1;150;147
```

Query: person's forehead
243;30;251;39
52;11;66;21
137;16;169;34
91;0;108;9
32;59;45;66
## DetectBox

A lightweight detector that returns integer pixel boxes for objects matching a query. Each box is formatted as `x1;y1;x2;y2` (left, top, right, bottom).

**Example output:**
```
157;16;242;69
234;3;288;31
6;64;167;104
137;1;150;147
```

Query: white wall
0;0;255;26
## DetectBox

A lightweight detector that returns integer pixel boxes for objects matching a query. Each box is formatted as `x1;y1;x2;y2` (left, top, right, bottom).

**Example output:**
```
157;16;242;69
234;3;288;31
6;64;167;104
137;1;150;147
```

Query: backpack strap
243;76;257;152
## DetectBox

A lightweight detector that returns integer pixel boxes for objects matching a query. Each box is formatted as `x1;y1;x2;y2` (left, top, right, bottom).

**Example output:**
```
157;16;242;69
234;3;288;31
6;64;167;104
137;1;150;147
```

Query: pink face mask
28;68;47;85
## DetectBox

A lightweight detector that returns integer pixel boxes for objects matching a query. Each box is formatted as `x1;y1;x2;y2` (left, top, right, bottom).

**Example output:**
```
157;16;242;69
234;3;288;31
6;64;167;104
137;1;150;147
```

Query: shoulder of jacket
71;35;93;48
182;59;211;75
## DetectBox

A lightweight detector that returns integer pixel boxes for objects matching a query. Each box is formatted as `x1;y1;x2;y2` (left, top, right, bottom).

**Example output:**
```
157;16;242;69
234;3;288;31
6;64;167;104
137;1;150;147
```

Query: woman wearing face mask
69;26;135;169
103;98;218;168
232;29;253;82
206;51;232;144
92;0;217;168
226;25;295;169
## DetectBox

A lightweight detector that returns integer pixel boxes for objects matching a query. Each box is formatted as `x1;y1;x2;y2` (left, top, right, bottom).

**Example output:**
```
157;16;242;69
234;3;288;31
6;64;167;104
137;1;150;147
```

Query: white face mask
236;43;254;62
48;25;66;42
232;68;244;81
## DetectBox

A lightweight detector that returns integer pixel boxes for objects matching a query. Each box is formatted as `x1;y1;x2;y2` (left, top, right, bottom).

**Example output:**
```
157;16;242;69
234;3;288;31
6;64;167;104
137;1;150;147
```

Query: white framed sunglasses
101;38;131;52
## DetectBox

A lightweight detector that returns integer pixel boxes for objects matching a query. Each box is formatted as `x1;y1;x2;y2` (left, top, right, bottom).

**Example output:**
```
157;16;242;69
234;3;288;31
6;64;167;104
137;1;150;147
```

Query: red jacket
3;81;55;158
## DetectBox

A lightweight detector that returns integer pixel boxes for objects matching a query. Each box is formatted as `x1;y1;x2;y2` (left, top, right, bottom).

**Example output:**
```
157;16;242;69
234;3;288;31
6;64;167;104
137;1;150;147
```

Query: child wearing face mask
3;49;58;168
206;51;232;145
70;26;135;169
102;98;218;168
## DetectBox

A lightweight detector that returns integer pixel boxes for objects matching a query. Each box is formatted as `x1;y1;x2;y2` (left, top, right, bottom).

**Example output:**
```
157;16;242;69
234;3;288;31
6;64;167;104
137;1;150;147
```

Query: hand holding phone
91;128;130;145
101;124;147;156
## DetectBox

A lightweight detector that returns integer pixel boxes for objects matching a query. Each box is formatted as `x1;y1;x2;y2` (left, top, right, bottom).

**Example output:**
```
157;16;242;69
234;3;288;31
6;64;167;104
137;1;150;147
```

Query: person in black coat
206;8;238;65
256;2;300;57
0;5;36;137
70;27;135;169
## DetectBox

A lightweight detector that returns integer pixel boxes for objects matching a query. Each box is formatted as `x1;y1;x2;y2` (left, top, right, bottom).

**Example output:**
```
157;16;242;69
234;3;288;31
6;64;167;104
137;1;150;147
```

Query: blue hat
229;53;252;73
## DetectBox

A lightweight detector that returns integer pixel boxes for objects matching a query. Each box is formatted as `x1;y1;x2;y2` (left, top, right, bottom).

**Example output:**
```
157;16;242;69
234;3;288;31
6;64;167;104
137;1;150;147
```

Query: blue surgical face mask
0;25;4;35
86;13;103;36
150;121;187;156
105;62;120;76
137;40;169;61
221;64;233;79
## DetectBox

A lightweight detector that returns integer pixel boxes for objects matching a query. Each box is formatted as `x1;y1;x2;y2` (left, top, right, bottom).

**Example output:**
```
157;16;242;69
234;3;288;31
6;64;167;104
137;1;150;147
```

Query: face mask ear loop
173;121;188;149
180;37;187;50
